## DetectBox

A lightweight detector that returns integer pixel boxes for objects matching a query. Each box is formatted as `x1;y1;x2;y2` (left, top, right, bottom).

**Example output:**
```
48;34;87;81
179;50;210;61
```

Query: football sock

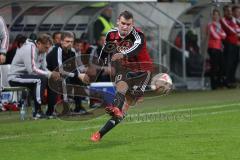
99;117;122;137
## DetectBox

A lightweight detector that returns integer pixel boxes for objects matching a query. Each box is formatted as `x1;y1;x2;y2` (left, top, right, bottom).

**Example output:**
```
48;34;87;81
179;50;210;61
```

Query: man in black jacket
46;31;89;117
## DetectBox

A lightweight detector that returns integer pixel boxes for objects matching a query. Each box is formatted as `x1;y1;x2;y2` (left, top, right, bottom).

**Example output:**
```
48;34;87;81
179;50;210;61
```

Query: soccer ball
150;73;173;94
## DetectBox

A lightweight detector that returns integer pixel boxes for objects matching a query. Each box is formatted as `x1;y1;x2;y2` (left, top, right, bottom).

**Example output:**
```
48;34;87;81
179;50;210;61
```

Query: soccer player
91;10;153;142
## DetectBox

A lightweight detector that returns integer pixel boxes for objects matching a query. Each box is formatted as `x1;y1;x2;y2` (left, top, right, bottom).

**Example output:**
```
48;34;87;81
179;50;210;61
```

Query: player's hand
78;73;90;84
51;71;61;81
0;54;6;64
111;53;124;61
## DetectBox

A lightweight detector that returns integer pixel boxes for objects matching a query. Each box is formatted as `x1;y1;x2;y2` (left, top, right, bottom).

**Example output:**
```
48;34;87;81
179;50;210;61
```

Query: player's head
36;33;53;54
117;10;134;37
61;31;74;51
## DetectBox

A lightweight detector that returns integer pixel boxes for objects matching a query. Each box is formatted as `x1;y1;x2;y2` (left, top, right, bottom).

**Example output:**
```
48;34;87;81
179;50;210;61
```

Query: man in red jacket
91;10;153;142
207;9;226;89
220;5;240;88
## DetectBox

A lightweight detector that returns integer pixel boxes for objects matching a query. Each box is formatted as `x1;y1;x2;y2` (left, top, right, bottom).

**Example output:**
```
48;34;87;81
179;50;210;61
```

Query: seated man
7;34;60;119
46;31;90;116
74;37;104;108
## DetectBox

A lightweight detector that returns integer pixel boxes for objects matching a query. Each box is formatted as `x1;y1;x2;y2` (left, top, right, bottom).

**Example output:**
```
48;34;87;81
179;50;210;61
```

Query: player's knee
116;81;128;93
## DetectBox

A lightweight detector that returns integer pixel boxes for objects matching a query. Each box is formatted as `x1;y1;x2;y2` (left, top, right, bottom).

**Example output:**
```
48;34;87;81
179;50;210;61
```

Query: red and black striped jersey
99;27;153;72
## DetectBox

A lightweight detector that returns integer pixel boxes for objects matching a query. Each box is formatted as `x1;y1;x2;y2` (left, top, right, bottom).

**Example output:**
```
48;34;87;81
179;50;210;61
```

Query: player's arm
112;30;144;61
0;16;9;64
24;44;52;78
0;16;9;55
122;30;144;58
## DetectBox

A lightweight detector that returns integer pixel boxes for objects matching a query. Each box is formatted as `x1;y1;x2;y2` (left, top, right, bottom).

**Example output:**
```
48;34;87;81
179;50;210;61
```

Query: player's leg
91;107;127;142
105;79;129;118
126;71;151;105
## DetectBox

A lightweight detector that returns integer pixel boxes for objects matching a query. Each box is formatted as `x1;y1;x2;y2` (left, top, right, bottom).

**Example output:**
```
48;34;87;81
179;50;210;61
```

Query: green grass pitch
0;89;240;160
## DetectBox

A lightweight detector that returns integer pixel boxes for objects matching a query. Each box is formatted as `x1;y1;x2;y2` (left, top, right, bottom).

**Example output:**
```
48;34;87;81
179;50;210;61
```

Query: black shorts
115;71;151;99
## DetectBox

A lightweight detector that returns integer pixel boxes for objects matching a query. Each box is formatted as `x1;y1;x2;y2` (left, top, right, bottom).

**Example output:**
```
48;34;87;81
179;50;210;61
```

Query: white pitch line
95;102;240;120
0;107;239;140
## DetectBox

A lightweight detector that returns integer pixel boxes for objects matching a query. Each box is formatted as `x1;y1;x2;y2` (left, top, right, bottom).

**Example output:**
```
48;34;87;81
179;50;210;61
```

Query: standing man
0;16;9;64
91;11;153;142
8;34;60;119
220;5;240;88
232;5;240;44
93;7;114;43
207;9;226;89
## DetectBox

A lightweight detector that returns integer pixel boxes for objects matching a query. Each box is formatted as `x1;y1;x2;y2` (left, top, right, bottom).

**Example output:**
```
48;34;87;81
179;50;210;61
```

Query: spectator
95;34;111;82
93;7;114;43
5;34;26;64
29;33;37;41
96;34;106;57
46;31;89;116
207;9;226;89
74;34;98;80
185;30;203;77
220;5;240;88
0;16;9;64
232;5;240;45
52;31;61;46
7;34;60;119
74;36;102;108
47;32;62;54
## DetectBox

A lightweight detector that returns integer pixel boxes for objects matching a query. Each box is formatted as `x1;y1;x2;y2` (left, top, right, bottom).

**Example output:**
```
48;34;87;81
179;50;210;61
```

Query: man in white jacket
0;16;9;64
8;34;60;119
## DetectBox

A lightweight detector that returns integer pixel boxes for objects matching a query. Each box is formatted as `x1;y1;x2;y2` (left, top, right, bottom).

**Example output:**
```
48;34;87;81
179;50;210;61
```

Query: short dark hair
61;31;74;40
232;5;240;12
52;31;61;40
223;5;231;11
29;33;37;41
36;33;52;45
15;34;27;48
119;10;133;20
212;9;220;15
74;38;82;44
